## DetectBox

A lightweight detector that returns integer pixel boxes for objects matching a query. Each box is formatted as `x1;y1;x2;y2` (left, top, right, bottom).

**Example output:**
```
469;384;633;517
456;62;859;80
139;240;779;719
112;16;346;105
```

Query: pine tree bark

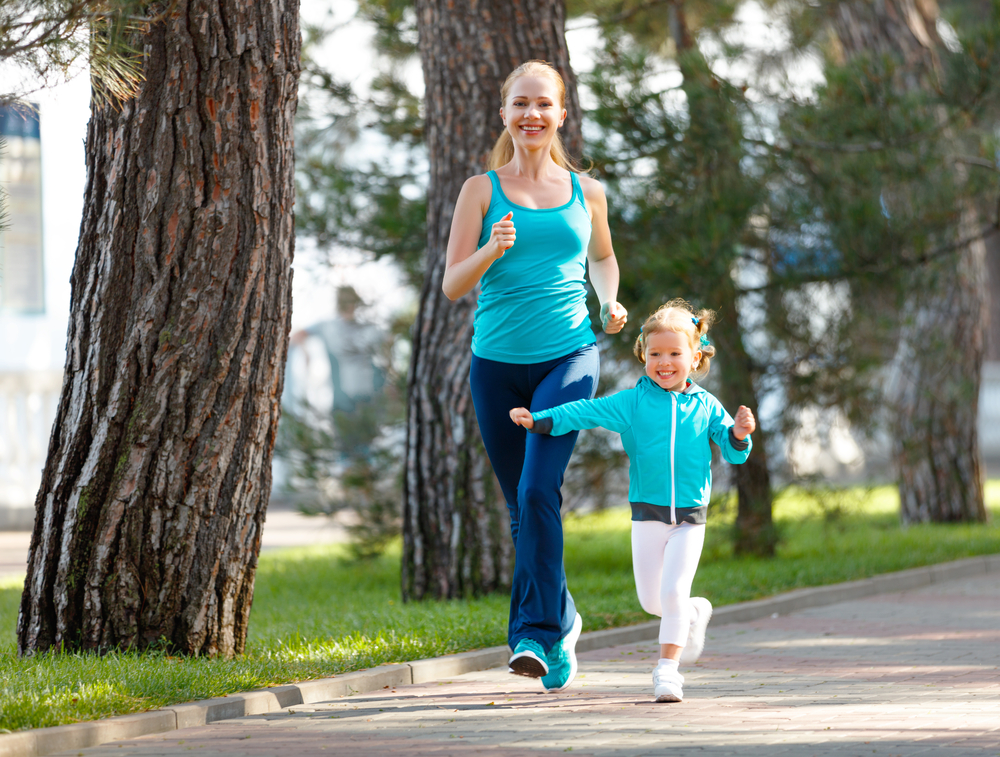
405;0;582;600
714;279;777;555
832;0;987;524
18;0;300;656
668;0;776;555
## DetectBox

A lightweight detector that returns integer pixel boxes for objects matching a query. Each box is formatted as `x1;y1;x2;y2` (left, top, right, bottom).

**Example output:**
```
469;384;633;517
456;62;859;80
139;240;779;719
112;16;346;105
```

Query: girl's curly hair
633;299;716;379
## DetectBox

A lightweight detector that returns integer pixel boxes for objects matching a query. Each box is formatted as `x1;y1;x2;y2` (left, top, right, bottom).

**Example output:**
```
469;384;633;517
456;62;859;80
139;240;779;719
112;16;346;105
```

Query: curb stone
2;552;997;757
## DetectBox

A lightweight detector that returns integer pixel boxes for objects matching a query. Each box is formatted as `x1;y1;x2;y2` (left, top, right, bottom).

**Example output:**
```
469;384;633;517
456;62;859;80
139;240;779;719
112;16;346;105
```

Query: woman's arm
442;175;514;300
580;176;627;334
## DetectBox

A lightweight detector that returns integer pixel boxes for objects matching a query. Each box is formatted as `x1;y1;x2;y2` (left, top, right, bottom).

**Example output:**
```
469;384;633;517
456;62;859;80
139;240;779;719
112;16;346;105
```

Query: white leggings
631;521;706;646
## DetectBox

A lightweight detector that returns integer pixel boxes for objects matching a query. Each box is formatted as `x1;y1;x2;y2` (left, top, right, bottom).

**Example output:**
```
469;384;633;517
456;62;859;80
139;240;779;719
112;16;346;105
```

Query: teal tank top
472;170;596;363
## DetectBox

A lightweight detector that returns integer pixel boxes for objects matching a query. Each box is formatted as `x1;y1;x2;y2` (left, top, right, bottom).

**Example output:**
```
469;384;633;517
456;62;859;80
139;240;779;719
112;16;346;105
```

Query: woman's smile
501;74;566;147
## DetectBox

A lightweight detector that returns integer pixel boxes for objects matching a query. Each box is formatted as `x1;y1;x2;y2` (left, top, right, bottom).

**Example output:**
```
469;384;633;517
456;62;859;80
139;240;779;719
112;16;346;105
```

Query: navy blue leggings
469;343;600;653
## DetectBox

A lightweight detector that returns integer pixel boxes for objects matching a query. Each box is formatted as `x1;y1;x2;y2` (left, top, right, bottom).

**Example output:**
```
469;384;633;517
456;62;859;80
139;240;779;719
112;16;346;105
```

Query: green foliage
581;3;1000;455
295;1;426;289
2;484;999;731
0;0;153;107
763;7;1000;435
585;32;760;317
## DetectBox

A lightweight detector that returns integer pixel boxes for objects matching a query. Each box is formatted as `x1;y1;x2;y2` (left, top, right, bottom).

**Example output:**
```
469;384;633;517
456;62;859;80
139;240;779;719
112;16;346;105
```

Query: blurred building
0;105;63;529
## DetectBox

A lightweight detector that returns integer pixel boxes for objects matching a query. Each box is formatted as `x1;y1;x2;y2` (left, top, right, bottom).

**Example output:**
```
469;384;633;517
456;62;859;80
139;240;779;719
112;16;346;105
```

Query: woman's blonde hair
633;299;717;379
488;60;579;172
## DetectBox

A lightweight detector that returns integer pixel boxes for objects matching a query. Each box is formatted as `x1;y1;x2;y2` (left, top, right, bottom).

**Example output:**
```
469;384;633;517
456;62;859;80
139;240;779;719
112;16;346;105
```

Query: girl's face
500;75;566;151
644;330;701;392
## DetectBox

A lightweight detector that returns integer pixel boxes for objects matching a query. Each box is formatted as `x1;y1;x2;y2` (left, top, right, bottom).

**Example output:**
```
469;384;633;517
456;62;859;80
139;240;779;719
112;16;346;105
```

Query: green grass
2;483;998;732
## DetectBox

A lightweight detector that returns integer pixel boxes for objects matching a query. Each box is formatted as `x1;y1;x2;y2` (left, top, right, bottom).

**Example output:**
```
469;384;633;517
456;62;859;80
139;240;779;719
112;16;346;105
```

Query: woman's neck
503;147;559;181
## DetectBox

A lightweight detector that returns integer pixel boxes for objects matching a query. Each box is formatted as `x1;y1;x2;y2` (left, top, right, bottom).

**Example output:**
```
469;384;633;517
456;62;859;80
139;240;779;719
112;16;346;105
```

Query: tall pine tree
19;0;300;656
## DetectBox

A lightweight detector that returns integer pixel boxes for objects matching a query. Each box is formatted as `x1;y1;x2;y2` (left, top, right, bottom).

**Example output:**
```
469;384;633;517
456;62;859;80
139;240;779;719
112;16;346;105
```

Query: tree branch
739;222;1000;294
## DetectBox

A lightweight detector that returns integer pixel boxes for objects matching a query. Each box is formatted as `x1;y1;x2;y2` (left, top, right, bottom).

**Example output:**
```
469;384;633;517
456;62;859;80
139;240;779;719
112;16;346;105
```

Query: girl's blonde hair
633;299;717;379
488;60;580;172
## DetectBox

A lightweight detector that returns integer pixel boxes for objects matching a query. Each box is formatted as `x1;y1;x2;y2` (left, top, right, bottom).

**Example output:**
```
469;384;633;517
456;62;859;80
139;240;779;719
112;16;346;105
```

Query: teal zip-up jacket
531;376;752;525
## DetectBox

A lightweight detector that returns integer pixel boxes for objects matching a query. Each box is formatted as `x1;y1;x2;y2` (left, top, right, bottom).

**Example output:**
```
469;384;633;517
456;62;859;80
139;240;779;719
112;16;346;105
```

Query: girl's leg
509;344;600;652
633;520;693;702
657;522;707;654
631;520;671;617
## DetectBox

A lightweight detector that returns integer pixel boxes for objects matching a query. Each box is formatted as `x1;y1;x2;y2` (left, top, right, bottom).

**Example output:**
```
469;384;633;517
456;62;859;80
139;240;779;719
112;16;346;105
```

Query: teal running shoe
541;612;582;692
508;638;548;678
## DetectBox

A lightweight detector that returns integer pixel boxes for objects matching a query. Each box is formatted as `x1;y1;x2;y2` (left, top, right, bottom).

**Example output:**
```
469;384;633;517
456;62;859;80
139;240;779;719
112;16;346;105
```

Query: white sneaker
653;663;684;703
680;597;712;664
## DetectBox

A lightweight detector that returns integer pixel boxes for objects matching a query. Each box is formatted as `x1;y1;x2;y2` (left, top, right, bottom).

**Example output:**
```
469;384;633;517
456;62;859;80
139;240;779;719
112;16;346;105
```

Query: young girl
510;300;756;703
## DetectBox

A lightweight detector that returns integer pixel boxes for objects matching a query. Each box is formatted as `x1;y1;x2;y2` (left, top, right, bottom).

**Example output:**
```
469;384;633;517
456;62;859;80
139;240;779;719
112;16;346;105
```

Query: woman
442;60;627;693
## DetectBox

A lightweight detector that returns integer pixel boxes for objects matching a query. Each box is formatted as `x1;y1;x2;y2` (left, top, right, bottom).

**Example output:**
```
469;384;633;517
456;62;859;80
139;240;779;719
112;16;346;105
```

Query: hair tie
691;317;700;326
700;335;710;347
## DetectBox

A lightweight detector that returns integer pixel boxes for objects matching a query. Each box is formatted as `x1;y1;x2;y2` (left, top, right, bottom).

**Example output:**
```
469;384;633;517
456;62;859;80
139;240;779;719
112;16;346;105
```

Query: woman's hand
600;301;628;334
509;407;534;429
733;405;756;440
487;211;516;258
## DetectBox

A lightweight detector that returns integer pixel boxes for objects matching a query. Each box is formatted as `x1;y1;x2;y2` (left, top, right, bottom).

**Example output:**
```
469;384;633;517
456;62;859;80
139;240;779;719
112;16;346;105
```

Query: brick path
56;574;1000;757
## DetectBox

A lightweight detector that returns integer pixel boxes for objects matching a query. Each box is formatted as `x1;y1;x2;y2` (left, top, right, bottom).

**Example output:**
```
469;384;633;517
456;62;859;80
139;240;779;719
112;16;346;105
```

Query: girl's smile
644;330;701;392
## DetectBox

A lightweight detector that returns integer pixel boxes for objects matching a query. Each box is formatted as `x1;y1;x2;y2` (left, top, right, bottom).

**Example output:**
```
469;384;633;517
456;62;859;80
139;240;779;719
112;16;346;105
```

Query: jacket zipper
670;392;677;524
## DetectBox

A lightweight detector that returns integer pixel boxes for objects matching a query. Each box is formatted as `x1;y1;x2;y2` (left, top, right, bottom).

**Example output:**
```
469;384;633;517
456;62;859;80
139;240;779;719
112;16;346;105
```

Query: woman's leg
509;344;600;652
469;355;530;545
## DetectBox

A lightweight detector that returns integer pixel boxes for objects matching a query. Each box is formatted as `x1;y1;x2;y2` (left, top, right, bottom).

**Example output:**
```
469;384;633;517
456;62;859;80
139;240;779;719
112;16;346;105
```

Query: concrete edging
2;552;997;757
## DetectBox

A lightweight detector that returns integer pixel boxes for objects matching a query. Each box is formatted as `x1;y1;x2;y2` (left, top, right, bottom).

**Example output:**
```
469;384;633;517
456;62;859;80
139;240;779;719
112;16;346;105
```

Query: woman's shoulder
459;173;495;214
576;173;606;197
463;172;495;193
576;173;607;214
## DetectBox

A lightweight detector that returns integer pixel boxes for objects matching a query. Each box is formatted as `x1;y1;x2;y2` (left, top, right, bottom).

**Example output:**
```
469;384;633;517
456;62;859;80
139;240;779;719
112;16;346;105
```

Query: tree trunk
405;0;582;600
18;0;300;656
832;1;988;524
890;242;988;522
714;281;777;556
668;0;776;555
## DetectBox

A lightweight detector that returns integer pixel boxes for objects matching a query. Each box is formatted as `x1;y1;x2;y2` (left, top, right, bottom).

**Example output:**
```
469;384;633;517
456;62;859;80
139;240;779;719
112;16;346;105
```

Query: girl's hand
488;211;516;258
600;301;628;334
733;405;756;440
509;407;534;429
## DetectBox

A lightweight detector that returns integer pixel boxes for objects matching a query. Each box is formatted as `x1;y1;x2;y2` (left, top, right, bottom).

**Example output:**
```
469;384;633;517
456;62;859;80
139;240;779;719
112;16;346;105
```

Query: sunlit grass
1;482;997;732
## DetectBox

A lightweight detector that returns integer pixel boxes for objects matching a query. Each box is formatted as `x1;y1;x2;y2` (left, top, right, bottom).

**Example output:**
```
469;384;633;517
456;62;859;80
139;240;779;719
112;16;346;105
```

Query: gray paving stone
40;573;1000;757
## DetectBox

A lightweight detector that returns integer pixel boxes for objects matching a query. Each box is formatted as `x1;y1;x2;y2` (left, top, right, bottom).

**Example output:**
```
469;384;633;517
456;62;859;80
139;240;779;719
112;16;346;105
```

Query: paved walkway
55;573;999;756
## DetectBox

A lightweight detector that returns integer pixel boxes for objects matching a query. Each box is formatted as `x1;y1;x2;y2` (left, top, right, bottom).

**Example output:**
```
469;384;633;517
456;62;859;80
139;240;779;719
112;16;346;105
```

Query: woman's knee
516;480;561;520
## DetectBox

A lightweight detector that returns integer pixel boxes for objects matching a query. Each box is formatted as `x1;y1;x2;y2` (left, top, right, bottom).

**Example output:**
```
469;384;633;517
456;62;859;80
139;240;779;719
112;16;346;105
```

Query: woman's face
500;75;566;151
